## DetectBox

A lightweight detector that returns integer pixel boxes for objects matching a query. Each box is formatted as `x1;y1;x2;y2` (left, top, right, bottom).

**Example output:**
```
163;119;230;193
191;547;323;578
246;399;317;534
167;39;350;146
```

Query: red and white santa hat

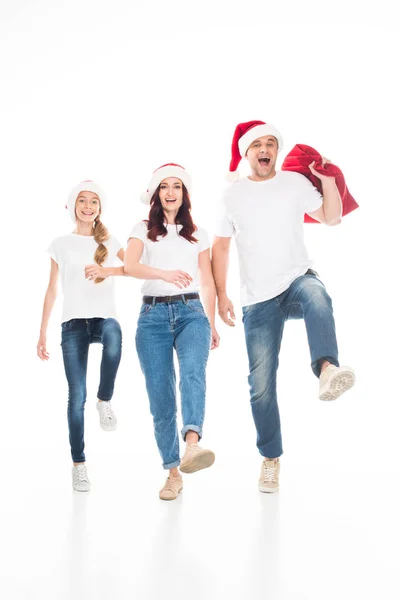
227;120;284;182
141;163;192;205
66;180;106;223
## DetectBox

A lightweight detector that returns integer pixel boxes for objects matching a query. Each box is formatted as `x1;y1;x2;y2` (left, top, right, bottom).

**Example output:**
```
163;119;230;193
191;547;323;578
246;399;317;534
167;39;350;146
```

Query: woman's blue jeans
135;297;211;469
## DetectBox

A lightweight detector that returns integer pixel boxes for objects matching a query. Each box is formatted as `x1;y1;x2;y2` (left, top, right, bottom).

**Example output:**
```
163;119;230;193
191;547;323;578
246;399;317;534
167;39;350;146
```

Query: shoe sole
319;369;355;401
100;424;117;432
179;450;215;474
259;486;279;493
159;486;183;501
73;486;91;492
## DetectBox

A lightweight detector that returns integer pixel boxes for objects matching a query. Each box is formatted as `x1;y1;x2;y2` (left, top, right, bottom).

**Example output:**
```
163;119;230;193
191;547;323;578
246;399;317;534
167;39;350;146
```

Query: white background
1;1;399;599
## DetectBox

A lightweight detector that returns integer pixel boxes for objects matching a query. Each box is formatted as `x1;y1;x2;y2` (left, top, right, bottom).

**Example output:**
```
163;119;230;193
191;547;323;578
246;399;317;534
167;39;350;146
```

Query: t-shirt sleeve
196;227;210;252
47;239;58;263
303;177;323;213
214;200;235;237
108;235;124;258
128;221;147;243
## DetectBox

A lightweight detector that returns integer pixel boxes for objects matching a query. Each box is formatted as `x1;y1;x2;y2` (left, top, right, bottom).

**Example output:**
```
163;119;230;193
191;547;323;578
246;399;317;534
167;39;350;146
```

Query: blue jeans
61;318;122;463
242;272;339;459
135;297;211;469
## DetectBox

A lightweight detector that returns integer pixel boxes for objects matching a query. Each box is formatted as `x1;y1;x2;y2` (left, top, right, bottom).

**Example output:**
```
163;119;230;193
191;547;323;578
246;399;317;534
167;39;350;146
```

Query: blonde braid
93;217;110;284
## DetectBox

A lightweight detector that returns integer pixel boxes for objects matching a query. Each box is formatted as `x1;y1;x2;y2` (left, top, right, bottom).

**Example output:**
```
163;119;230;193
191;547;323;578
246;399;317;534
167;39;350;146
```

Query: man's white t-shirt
215;171;323;307
47;233;123;323
128;221;209;296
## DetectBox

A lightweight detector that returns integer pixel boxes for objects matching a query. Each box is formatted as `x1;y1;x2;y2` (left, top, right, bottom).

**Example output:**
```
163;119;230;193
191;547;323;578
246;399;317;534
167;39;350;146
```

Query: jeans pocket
139;303;153;317
61;319;75;330
186;300;205;314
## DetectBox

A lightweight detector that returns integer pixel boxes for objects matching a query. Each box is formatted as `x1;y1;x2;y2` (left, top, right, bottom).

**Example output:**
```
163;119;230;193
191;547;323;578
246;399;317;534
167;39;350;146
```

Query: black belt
143;293;200;304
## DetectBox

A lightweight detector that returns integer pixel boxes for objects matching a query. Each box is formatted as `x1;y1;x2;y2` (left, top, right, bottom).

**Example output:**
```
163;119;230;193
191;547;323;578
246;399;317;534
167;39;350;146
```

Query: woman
37;181;124;492
125;163;219;501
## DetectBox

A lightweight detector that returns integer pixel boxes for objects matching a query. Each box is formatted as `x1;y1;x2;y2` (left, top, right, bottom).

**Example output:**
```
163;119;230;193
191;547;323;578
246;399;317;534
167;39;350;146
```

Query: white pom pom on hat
66;180;107;223
226;120;284;182
141;163;192;205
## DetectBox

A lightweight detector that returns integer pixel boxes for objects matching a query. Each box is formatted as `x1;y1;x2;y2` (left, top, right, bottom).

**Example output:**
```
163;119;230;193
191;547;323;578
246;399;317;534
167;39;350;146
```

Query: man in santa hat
211;120;355;493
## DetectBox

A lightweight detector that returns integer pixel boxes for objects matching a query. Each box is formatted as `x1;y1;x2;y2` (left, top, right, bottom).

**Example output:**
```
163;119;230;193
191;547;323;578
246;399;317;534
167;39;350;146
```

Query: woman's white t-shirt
128;222;209;296
47;233;123;323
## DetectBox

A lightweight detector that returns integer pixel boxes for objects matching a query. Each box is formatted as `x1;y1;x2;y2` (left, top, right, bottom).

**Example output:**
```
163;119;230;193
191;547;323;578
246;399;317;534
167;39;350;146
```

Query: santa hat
227;120;284;182
66;180;106;223
141;163;192;205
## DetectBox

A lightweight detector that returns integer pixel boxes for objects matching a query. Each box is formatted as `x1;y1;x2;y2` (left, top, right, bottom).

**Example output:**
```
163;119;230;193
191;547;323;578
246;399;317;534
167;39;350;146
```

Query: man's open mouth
258;157;270;166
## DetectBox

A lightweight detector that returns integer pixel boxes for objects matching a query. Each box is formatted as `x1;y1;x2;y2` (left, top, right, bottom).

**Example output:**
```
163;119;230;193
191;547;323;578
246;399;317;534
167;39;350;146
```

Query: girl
37;181;124;492
125;164;219;501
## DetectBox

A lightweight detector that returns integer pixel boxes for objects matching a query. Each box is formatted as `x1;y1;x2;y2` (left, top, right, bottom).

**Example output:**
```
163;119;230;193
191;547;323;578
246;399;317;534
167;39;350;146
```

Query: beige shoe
319;365;355;401
179;443;215;474
159;475;183;501
259;459;280;493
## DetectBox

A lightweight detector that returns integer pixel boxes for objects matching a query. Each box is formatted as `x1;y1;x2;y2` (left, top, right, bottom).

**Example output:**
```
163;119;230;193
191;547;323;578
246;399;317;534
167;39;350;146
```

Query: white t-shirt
47;233;123;323
215;171;323;307
128;221;210;296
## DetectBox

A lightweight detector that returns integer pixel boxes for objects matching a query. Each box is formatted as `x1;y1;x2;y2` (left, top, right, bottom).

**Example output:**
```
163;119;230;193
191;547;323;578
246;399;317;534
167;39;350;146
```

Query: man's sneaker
179;443;215;474
259;459;280;493
319;365;355;401
96;400;117;431
72;463;91;492
159;475;183;501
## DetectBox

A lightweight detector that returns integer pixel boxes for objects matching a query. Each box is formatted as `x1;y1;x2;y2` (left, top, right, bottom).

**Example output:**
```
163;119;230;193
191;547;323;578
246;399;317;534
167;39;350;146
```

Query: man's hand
218;294;236;327
308;157;335;182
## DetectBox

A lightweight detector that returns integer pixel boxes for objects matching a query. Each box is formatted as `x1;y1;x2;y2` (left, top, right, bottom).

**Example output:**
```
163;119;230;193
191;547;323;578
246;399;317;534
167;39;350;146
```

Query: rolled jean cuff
312;356;339;378
163;459;181;470
181;424;203;442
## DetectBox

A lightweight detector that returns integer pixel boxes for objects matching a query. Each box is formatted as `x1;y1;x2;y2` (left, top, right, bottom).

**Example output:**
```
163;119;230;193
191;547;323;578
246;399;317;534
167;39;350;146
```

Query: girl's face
75;191;101;223
158;178;183;214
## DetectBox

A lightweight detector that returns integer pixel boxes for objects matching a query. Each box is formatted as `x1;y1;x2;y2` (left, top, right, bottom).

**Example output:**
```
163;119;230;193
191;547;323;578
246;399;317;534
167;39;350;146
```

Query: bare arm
85;247;127;280
124;238;193;289
211;236;236;327
37;258;59;360
307;160;342;226
198;249;220;349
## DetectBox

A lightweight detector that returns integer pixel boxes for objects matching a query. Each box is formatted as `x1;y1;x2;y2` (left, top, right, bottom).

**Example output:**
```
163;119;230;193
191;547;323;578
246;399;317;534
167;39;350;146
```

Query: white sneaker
96;401;117;431
319;365;355;401
72;464;91;492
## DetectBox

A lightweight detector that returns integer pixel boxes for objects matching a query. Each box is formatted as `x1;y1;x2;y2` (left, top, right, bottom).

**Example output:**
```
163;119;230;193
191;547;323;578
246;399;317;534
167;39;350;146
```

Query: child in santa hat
125;164;219;501
37;182;125;492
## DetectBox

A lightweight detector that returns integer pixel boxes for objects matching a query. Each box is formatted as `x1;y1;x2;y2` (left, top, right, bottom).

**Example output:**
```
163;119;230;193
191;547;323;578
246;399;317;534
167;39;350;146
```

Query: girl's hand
37;336;50;361
85;264;109;281
162;270;193;289
211;327;220;350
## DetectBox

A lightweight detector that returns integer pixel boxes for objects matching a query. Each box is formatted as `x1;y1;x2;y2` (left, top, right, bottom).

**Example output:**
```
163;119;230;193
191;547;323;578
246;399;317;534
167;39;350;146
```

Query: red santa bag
281;144;359;224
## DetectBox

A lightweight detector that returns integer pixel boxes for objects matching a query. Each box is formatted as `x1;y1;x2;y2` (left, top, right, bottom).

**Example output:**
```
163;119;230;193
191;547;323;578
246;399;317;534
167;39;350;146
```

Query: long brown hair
146;183;198;243
93;215;110;284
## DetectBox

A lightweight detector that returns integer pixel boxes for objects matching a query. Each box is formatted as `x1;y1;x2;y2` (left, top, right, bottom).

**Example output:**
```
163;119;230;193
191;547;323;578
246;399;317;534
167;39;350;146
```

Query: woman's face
75;191;101;223
158;178;183;214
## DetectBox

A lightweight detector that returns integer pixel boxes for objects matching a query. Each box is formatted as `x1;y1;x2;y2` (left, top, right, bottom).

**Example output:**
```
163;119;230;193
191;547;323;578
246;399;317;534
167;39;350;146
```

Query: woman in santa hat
37;181;125;492
125;163;219;501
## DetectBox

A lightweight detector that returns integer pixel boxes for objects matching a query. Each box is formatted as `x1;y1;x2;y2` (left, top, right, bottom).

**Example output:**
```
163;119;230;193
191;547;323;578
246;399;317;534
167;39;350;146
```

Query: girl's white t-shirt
47;233;123;323
128;222;210;296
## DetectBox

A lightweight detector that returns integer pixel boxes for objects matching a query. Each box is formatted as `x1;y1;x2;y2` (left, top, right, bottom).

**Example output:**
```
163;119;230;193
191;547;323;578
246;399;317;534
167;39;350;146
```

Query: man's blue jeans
135;297;211;469
61;318;122;463
242;272;339;459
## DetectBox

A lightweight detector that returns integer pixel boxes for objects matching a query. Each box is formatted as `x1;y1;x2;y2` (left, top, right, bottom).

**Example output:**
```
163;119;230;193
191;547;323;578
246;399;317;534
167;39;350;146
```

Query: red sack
281;144;359;224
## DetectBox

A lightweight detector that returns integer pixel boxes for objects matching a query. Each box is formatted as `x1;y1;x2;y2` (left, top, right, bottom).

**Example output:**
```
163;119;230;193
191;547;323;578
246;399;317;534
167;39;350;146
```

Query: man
212;120;355;493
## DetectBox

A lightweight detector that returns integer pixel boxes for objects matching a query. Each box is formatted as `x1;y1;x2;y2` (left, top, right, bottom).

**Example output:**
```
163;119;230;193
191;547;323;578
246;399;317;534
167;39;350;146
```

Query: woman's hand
161;270;193;289
37;335;50;361
210;327;220;350
85;264;109;281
